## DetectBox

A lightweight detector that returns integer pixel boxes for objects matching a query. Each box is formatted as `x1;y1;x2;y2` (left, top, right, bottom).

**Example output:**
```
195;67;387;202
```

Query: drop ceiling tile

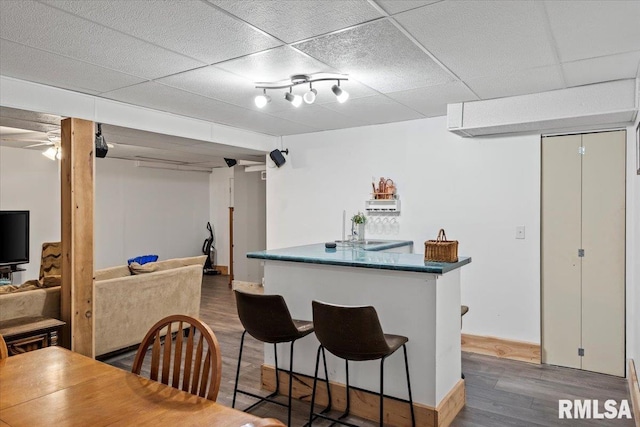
268;104;367;132
562;51;640;88
545;1;640;62
374;0;440;15
42;0;281;64
294;20;453;93
0;39;145;94
386;82;479;117
216;46;338;83
465;65;564;100
321;95;423;126
395;1;557;80
0;0;203;79
209;0;383;43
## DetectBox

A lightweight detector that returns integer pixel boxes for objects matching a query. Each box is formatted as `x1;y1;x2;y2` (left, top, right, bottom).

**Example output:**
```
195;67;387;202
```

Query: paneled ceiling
0;0;639;137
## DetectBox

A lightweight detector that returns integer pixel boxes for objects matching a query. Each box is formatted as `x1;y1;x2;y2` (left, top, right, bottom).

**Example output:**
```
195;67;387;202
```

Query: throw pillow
129;261;159;275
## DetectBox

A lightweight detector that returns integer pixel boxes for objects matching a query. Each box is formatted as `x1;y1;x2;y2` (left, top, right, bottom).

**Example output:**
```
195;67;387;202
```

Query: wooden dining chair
0;334;8;359
132;315;222;401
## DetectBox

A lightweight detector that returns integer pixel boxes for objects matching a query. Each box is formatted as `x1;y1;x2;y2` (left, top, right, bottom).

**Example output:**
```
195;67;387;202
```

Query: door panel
541;135;582;369
581;131;625;376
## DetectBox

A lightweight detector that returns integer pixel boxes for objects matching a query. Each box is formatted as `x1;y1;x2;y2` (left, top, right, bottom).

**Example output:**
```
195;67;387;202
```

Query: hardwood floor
104;276;634;426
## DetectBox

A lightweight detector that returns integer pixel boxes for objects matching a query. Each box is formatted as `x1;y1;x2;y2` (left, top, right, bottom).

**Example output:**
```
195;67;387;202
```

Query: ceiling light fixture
255;73;348;108
303;83;317;104
254;89;271;108
42;146;61;161
284;88;303;107
332;81;349;103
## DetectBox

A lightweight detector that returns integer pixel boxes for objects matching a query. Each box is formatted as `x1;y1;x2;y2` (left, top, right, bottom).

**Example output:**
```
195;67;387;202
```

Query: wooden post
60;118;95;357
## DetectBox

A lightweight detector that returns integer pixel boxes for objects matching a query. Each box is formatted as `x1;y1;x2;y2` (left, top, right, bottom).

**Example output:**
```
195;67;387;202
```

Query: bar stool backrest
235;290;300;343
312;300;390;361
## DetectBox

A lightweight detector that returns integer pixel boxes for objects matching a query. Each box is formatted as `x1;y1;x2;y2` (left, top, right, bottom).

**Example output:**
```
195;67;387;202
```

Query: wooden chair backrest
0;334;8;359
131;315;221;401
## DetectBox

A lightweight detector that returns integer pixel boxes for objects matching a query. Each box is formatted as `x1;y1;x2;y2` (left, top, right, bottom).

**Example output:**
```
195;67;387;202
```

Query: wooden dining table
0;347;283;427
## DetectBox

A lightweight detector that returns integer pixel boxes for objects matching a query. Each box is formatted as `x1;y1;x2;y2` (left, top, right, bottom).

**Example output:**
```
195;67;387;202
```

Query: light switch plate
516;226;525;239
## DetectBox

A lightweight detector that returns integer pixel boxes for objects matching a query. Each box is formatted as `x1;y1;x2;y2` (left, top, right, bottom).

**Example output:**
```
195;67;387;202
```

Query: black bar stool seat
309;300;415;427
233;290;314;426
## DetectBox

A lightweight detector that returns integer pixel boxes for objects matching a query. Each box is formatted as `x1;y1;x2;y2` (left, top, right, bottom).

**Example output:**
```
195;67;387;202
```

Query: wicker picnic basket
424;229;458;263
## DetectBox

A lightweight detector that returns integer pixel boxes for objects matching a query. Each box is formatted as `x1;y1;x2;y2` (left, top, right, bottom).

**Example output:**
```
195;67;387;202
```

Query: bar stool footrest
236;389;289;412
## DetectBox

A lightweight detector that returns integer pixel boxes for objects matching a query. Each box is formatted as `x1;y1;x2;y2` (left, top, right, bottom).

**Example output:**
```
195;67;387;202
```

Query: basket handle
437;229;447;242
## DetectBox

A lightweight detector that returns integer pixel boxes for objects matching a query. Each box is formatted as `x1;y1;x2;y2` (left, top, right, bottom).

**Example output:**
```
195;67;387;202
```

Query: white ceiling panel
209;0;383;43
465;65;564;101
294;20;453;93
395;1;557;80
374;0;440;15
216;46;337;83
268;104;368;132
43;0;281;64
386;82;478;117
562;51;640;88
545;0;640;63
0;0;203;80
321;95;423;126
0;39;145;95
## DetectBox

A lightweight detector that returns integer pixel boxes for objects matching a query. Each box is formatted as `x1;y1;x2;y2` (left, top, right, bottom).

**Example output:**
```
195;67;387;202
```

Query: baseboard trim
261;364;464;427
629;359;640;427
461;333;541;364
213;265;228;275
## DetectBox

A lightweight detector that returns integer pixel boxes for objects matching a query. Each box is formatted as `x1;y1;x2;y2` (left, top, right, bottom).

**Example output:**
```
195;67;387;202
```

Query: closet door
541;134;582;369
581;131;625;376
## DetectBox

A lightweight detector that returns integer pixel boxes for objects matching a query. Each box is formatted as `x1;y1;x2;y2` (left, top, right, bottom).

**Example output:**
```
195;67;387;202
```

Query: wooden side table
0;316;66;356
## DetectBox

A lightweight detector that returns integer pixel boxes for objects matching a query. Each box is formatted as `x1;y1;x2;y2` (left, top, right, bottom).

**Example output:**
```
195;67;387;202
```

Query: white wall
95;158;210;269
267;116;542;343
0;147;210;279
209;167;233;268
233;167;266;283
0;146;61;281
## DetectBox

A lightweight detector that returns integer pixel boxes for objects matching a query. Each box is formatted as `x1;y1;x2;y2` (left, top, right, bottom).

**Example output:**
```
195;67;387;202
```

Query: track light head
254;89;271;108
332;82;349;103
303;85;317;104
285;90;302;107
43;146;58;161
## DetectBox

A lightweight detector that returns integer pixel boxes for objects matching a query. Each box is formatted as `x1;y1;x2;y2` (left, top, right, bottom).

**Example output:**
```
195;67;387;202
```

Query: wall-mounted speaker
224;158;237;167
269;149;288;168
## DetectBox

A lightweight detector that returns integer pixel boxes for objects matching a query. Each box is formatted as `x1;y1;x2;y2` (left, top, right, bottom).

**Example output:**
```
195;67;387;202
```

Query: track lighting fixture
303;84;317;104
254;89;271;108
43;146;61;160
284;88;302;107
254;73;348;108
331;81;349;103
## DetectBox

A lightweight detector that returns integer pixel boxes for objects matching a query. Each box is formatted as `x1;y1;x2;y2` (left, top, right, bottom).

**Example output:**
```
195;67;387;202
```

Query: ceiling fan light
254;93;271;108
332;84;349;103
303;88;317;104
285;91;302;107
43;146;57;161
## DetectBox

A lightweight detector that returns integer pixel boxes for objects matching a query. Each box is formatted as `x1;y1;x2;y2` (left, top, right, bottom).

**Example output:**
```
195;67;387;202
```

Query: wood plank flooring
103;276;634;426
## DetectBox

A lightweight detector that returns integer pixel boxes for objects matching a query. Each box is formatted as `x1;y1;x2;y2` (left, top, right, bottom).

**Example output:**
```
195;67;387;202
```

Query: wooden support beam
60;118;95;357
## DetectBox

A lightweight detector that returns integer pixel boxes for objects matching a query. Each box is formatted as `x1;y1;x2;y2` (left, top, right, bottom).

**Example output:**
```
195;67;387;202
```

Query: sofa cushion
95;265;132;281
154;255;207;272
128;262;159;275
39;241;62;281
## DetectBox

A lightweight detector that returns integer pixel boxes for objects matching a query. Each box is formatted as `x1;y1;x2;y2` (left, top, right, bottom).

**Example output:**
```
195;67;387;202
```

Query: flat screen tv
0;210;30;266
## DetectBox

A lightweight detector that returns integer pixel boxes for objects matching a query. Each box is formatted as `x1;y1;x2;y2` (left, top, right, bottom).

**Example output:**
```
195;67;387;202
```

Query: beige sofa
0;255;206;357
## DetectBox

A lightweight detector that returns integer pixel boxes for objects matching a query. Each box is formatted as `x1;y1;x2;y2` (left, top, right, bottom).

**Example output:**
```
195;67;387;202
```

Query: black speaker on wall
224;158;237;167
269;149;288;168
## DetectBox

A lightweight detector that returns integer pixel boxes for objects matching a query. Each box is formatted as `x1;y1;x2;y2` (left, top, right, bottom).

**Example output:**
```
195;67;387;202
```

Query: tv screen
0;210;30;265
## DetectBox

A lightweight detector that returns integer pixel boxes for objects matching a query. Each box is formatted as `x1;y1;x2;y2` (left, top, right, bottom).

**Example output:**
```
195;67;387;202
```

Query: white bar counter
247;241;471;416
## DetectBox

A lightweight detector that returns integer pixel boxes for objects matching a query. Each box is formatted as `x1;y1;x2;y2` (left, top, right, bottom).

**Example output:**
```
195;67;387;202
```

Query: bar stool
309;300;415;427
233;290;314;427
